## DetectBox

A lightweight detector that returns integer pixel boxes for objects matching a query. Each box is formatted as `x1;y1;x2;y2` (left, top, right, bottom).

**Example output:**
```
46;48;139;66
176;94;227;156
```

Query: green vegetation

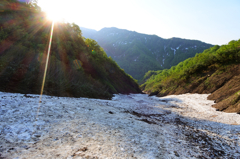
0;0;141;99
141;39;240;96
81;27;213;81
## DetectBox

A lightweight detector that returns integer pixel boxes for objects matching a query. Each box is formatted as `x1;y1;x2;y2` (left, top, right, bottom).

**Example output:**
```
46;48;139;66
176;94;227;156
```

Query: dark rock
174;151;180;157
108;111;114;114
148;91;159;96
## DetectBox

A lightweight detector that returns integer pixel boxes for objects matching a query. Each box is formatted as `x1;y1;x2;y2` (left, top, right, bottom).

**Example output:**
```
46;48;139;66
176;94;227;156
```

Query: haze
38;0;240;45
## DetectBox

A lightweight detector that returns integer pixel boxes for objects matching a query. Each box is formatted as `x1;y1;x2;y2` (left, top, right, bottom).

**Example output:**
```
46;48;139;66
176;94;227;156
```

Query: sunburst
46;8;65;22
39;1;68;22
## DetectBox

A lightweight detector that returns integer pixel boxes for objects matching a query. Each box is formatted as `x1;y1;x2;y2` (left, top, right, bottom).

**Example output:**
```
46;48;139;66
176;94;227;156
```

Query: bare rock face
0;92;240;158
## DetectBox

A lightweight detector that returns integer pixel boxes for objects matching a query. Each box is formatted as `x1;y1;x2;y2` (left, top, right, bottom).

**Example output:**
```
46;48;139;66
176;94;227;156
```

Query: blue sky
38;0;240;45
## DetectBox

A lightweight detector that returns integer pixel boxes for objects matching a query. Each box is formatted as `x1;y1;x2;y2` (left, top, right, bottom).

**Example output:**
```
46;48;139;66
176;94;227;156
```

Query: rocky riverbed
0;92;240;158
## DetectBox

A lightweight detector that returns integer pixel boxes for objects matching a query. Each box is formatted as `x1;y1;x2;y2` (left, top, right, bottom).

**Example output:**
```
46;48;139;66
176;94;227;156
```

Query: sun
46;9;65;22
38;0;105;27
38;0;69;22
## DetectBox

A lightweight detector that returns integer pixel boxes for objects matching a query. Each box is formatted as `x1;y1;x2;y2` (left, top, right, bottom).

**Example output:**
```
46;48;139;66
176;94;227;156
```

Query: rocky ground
0;92;240;159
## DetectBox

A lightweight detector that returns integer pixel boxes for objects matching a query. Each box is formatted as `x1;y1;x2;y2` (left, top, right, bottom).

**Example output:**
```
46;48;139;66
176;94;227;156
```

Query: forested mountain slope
81;27;213;80
0;1;141;99
141;40;240;113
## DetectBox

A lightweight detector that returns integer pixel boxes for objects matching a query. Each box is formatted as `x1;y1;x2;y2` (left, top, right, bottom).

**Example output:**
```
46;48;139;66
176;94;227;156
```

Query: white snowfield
0;92;240;159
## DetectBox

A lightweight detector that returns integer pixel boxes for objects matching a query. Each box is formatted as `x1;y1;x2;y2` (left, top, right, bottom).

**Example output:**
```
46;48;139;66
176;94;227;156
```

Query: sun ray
35;21;55;123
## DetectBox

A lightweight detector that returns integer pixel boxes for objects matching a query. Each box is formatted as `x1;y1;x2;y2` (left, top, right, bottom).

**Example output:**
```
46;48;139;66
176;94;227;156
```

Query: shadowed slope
0;1;141;99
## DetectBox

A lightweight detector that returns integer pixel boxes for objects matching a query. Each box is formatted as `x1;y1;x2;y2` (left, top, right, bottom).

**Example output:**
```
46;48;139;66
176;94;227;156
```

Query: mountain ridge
81;27;214;81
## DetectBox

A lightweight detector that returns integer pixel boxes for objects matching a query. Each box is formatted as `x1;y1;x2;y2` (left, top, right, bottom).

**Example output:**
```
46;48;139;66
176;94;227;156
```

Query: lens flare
73;59;82;69
92;50;96;54
35;21;55;123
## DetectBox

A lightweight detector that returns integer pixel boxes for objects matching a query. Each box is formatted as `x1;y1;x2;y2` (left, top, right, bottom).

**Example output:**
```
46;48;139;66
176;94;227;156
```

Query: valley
1;1;240;158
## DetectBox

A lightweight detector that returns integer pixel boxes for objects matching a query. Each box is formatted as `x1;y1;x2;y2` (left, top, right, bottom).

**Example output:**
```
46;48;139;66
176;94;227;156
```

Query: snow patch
171;47;176;55
109;33;115;36
0;92;239;158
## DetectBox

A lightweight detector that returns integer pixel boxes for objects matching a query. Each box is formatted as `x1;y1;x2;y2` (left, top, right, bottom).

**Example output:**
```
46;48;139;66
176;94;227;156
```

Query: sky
37;0;240;45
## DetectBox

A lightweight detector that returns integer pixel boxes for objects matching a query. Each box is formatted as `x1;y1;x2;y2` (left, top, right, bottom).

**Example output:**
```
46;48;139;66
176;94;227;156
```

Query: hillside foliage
0;1;141;99
141;39;240;95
